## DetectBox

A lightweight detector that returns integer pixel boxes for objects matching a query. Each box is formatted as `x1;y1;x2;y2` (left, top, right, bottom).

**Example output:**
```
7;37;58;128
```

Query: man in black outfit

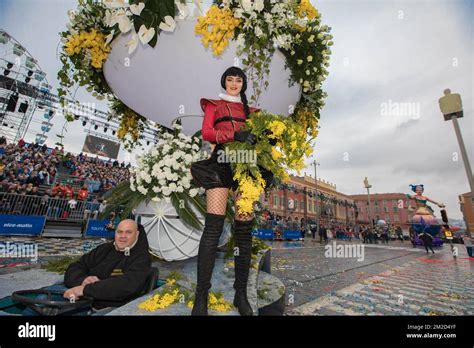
319;225;328;244
63;219;151;308
419;232;435;254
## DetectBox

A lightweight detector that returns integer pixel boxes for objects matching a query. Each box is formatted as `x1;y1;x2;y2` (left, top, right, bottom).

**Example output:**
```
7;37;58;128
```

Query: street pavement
268;238;474;315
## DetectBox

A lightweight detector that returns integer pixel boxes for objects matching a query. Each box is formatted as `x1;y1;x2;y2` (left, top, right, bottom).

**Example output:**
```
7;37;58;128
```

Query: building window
394;214;399;222
384;206;389;213
393;206;398;213
374;200;379;206
295;200;298;210
383;200;387;207
375;207;380;213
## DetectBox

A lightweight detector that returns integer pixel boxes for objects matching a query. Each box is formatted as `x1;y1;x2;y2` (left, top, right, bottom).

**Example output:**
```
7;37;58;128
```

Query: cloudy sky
0;0;472;219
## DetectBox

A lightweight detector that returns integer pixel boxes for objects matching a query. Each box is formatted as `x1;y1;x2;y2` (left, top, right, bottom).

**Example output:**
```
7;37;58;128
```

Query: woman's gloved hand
262;130;277;146
234;130;257;145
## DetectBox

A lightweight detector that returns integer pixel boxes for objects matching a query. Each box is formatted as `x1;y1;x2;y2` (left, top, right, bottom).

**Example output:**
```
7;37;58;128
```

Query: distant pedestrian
311;225;317;239
419;232;435;254
320;225;328;243
462;234;473;257
396;226;404;243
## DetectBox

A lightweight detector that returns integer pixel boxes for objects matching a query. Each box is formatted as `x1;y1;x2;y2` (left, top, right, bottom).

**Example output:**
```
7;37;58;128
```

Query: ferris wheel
0;29;54;145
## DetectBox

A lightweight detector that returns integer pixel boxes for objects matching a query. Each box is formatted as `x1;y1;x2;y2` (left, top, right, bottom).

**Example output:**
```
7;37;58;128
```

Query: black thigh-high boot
192;213;226;316
233;219;254;316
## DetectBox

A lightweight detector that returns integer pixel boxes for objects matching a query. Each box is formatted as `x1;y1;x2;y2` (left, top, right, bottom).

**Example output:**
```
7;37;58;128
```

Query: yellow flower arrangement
297;0;319;20
64;29;111;69
208;293;234;312
271;147;282;161
138;289;181;311
186;293;233;312
294;106;319;139
166;278;177;286
195;5;241;56
233;174;266;217
117;110;140;143
138;273;233;313
226;110;315;217
267;120;286;138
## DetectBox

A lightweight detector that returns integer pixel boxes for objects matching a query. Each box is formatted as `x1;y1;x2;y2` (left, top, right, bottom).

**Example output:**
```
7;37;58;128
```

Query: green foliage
42;256;81;274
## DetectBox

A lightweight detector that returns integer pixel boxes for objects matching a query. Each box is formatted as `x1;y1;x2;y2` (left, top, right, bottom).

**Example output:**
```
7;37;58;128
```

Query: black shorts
191;144;274;192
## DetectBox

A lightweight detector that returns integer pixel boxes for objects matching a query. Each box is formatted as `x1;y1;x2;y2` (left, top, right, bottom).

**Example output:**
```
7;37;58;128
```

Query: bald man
63;219;151;309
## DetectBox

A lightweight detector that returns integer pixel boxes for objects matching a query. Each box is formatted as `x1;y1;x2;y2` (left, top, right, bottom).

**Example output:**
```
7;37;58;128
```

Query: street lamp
438;89;474;192
364;176;374;228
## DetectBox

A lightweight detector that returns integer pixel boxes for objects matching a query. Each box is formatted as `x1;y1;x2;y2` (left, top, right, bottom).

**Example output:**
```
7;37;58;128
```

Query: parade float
406;184;446;247
54;0;333;314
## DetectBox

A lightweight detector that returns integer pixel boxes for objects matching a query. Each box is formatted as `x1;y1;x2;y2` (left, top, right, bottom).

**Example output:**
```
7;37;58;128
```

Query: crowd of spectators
0;136;131;220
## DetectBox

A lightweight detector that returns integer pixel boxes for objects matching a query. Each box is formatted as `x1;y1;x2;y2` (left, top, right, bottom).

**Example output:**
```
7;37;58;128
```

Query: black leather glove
234;130;257;145
262;130;277;146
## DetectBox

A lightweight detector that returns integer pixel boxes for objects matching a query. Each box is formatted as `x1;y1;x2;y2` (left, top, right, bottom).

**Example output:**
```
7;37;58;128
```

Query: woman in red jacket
191;66;260;316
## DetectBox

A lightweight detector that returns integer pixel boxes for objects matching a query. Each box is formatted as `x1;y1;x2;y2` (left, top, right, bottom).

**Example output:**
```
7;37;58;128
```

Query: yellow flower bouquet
225;111;316;217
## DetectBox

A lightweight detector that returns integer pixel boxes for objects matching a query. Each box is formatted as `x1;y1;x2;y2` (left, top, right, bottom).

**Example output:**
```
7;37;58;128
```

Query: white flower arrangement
129;121;207;203
102;0;181;54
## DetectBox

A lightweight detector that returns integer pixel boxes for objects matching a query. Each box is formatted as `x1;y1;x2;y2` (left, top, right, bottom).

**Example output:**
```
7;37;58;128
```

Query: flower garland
58;1;331;148
196;0;332;136
57;0;183;148
194;5;241;56
64;30;111;69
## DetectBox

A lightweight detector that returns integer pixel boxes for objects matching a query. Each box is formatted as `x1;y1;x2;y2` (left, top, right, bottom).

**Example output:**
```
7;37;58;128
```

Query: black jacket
419;233;433;244
64;227;151;308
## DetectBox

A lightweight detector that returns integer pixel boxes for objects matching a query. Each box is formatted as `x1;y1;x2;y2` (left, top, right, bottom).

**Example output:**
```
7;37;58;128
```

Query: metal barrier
0;192;100;222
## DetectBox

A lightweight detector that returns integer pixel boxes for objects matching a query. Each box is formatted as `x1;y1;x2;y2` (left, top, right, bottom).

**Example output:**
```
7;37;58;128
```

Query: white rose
241;0;253;13
137;186;148;195
254;0;264;12
184;154;193;164
254;26;264;38
189;188;199;197
234;8;244;18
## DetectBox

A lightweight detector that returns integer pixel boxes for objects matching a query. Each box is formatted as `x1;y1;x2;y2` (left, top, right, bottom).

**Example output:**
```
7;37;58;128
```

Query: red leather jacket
200;98;260;144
